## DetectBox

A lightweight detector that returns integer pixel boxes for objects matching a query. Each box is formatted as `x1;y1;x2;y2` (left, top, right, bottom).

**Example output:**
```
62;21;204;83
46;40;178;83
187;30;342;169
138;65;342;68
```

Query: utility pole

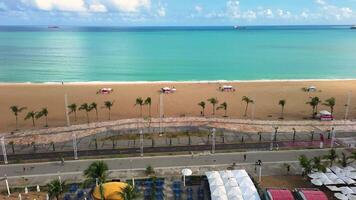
72;133;78;160
211;128;216;154
270;131;274;151
140;130;144;157
1;137;8;164
159;93;164;134
64;94;70;126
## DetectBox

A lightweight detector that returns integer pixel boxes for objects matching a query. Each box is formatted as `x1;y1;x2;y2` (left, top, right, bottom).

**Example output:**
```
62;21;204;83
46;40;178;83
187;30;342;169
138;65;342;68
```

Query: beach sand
0;80;355;132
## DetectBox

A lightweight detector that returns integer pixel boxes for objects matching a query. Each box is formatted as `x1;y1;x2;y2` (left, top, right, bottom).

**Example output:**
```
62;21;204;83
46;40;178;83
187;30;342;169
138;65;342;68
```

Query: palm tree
207;97;218;115
36;107;49;127
79;103;93;124
68;103;78;121
323;97;336;115
323;148;338;167
198;101;206;116
9;106;27;130
217;102;228;117
25;111;36;127
312;156;326;172
9;141;15;154
306;96;321;118
47;179;65;200
279;99;286;119
298;155;313;176
119;184;140;200
103;101;114;120
348;151;356;162
84;161;108;185
339;152;352;167
91;102;98;121
135;97;144;117
242;96;254;117
144;97;152;117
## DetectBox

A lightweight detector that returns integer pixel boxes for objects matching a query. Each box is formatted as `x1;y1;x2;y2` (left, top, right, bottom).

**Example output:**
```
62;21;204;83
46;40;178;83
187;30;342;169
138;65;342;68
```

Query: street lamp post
140;130;143;157
211;128;216;154
292;128;296;143
345;91;352;120
330;127;336;148
64;94;70;126
72;133;78;160
5;174;10;196
130;159;135;187
1;137;8;164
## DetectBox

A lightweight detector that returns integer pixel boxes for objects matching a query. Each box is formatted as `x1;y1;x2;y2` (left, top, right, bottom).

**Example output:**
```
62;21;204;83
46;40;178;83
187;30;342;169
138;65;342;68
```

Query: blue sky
0;0;355;26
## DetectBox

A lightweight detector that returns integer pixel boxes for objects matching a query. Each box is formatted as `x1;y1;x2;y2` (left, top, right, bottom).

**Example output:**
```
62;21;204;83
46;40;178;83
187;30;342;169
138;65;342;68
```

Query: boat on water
351;25;356;29
233;25;246;30
48;26;59;29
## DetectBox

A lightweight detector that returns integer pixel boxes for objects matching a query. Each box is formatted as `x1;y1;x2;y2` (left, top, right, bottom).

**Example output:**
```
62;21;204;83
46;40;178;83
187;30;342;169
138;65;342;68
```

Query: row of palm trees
9;106;49;129
47;161;139;200
306;97;335;118
197;96;335;119
298;149;356;175
134;97;152;117
67;101;114;123
8;95;336;130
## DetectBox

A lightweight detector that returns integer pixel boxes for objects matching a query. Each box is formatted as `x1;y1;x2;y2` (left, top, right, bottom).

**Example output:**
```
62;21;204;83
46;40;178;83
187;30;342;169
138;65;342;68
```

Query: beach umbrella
181;168;192;187
334;193;348;200
18;193;22;200
36;185;40;192
311;179;323;186
24;187;28;194
340;187;354;195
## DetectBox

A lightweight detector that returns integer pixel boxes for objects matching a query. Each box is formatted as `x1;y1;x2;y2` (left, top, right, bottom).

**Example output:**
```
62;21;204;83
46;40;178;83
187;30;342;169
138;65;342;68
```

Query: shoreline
1;78;356;85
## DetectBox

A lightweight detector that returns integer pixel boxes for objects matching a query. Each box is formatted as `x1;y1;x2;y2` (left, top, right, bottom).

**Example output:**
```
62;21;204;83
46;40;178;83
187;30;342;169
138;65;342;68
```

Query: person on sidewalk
243;154;247;161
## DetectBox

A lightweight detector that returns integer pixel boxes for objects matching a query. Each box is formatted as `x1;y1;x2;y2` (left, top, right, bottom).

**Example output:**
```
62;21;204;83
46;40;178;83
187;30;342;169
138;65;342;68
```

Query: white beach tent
339;187;355;195
334;193;348;200
311;179;323;186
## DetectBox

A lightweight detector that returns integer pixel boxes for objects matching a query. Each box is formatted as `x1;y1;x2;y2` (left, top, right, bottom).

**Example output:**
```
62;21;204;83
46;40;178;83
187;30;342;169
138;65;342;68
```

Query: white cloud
195;5;203;13
157;4;165;17
89;2;107;13
277;9;292;18
259;8;274;18
0;2;8;11
111;0;150;12
33;0;87;12
315;0;326;5
242;10;256;20
226;0;241;18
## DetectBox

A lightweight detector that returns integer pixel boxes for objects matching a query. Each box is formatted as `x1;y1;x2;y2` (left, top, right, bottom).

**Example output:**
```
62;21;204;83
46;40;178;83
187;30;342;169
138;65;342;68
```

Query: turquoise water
0;26;356;82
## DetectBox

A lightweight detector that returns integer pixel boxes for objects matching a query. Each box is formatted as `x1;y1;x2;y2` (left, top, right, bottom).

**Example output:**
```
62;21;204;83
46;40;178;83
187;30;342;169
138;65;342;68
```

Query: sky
0;0;355;26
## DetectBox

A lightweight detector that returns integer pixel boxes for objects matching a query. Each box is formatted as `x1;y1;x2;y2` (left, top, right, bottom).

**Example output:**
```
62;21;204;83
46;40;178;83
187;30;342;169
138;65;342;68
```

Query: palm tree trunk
32;117;35;127
96;110;98;121
225;109;227;117
108;109;111;120
45;116;48;127
149;104;151;117
212;105;215;115
244;103;249;116
15;115;18;130
86;112;89;124
74;111;77;121
281;106;284;119
140;106;143;117
202;108;205;116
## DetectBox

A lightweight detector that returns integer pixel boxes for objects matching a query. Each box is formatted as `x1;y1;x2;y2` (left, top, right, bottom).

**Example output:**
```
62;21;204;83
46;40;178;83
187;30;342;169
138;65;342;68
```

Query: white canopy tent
206;170;260;200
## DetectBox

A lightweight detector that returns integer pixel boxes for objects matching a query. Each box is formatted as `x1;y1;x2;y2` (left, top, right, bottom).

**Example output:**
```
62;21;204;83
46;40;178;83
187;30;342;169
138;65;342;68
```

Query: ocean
0;25;355;83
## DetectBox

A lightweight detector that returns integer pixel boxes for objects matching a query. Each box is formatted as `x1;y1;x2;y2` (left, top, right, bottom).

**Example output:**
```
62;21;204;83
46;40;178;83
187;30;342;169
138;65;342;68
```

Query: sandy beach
0;80;355;132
